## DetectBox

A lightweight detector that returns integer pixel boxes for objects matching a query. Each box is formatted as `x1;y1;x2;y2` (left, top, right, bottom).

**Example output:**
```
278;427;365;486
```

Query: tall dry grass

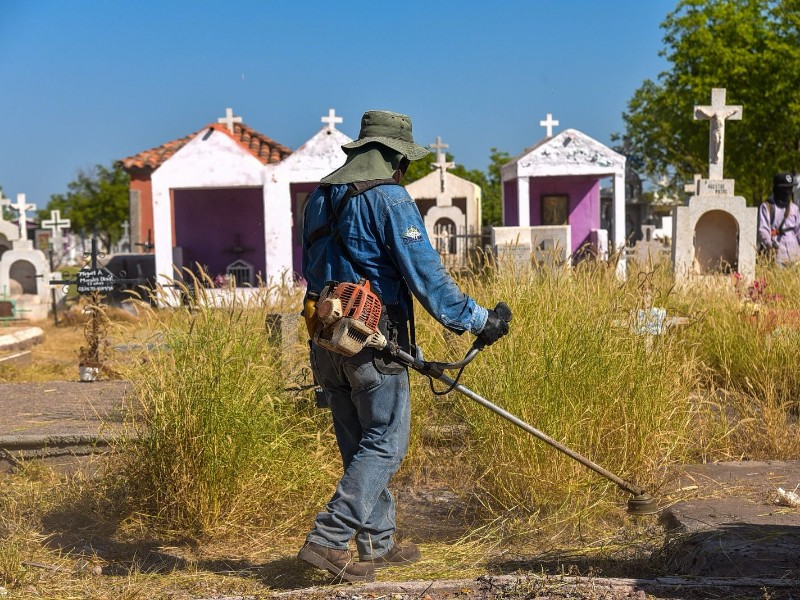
112;273;338;539
403;257;712;536
59;259;800;543
680;260;800;460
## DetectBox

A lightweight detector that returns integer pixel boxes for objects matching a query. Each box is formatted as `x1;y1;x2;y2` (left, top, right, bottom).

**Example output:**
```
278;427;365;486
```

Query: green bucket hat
341;110;430;161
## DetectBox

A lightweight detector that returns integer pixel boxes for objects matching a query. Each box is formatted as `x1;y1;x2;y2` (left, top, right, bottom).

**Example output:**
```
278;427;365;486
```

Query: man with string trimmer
298;110;510;583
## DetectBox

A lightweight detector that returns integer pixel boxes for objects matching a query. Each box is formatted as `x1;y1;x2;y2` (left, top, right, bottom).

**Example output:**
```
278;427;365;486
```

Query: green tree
43;163;129;250
404;148;510;226
617;0;800;205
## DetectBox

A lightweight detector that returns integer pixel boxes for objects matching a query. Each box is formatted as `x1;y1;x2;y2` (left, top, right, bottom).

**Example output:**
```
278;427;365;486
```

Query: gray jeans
306;341;410;559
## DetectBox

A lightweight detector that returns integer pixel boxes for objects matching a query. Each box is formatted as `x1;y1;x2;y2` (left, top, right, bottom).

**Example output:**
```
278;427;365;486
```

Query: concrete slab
0;380;131;472
658;460;800;579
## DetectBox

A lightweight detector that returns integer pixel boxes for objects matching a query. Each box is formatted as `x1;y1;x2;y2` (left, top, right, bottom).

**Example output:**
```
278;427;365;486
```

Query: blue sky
0;0;676;210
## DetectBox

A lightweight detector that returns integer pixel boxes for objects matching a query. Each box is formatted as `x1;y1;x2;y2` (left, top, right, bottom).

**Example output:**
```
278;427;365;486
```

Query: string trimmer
309;282;658;515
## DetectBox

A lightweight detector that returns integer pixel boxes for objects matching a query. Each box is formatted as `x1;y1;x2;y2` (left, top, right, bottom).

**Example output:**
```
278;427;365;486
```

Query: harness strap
308;179;399;247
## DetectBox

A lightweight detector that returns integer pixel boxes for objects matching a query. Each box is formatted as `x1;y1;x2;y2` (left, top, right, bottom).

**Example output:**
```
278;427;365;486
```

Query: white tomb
500;114;627;276
672;88;757;284
0;194;58;320
405;136;482;268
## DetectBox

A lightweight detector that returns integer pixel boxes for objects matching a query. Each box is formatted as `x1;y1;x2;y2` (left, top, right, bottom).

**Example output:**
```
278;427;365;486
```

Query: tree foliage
618;0;800;205
404;148;510;226
42;163;130;250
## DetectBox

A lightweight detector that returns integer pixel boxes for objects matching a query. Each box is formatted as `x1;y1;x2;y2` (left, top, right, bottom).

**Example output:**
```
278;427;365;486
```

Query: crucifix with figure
694;88;742;180
11;193;35;240
429;135;454;193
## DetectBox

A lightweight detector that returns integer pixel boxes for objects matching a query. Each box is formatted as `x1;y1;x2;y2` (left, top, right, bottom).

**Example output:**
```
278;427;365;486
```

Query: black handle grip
495;302;513;323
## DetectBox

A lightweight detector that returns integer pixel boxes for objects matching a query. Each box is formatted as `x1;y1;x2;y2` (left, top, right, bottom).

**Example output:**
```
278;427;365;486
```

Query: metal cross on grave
42;209;71;248
539;113;559;138
217;107;243;134
694;88;742;181
11;193;35;240
321;108;343;133
429;136;455;193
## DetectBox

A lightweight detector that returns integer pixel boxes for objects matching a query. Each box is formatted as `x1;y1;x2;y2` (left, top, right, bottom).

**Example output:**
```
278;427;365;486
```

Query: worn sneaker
364;541;421;568
298;542;375;583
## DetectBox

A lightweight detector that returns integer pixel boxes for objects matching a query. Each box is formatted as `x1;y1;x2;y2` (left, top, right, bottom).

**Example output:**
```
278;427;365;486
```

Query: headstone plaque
76;267;116;294
698;179;735;197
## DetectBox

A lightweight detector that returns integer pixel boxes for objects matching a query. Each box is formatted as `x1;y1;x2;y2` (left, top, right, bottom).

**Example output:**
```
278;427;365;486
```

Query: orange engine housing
313;280;384;356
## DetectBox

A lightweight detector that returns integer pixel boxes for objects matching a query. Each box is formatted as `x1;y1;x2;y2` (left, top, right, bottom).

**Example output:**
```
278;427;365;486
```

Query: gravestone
631;224;668;266
491;225;571;270
672;89;757;285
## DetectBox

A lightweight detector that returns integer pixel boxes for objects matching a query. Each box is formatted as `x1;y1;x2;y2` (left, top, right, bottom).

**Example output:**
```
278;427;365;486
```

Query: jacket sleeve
757;202;776;249
379;193;488;335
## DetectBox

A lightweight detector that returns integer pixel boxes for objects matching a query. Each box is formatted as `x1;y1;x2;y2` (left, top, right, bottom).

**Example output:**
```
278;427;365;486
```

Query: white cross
694;88;742;180
321;108;343;133
42;209;71;248
121;220;130;240
217;107;242;134
539;113;559;137
11;193;35;240
429;135;449;159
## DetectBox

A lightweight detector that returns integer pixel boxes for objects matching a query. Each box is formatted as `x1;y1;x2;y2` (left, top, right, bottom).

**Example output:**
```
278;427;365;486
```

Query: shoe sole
298;546;375;583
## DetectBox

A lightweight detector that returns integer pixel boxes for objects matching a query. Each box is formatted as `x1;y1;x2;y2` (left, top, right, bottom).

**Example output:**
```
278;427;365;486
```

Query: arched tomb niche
693;210;738;274
9;259;37;295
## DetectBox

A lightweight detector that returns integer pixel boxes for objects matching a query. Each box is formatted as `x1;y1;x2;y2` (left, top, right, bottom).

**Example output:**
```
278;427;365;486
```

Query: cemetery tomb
119;108;293;294
405;135;482;269
263;109;353;282
0;193;56;320
500;118;626;273
672;89;757;284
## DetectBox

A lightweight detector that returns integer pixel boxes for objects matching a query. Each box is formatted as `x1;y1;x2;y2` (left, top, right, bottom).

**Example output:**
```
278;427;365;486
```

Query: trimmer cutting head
627;493;659;516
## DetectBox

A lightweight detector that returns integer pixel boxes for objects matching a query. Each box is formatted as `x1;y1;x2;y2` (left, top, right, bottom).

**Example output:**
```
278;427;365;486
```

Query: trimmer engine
313;279;386;356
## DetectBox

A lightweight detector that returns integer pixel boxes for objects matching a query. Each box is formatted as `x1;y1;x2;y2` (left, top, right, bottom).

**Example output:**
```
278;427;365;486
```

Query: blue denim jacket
302;183;488;335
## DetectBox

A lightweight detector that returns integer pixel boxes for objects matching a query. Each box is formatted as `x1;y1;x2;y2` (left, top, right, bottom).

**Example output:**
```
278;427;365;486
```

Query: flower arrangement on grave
212;273;231;289
733;273;782;317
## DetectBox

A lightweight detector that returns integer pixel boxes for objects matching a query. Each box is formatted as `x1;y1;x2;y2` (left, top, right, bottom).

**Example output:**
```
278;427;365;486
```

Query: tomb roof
119;122;292;174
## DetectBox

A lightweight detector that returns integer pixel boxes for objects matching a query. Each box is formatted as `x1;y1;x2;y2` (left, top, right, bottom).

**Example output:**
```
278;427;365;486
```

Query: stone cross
429;135;448;157
116;220;131;252
694;88;742;180
683;173;701;196
321;108;342;132
429;136;454;193
11;193;35;240
539;113;559;137
217;107;242;134
42;209;71;245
